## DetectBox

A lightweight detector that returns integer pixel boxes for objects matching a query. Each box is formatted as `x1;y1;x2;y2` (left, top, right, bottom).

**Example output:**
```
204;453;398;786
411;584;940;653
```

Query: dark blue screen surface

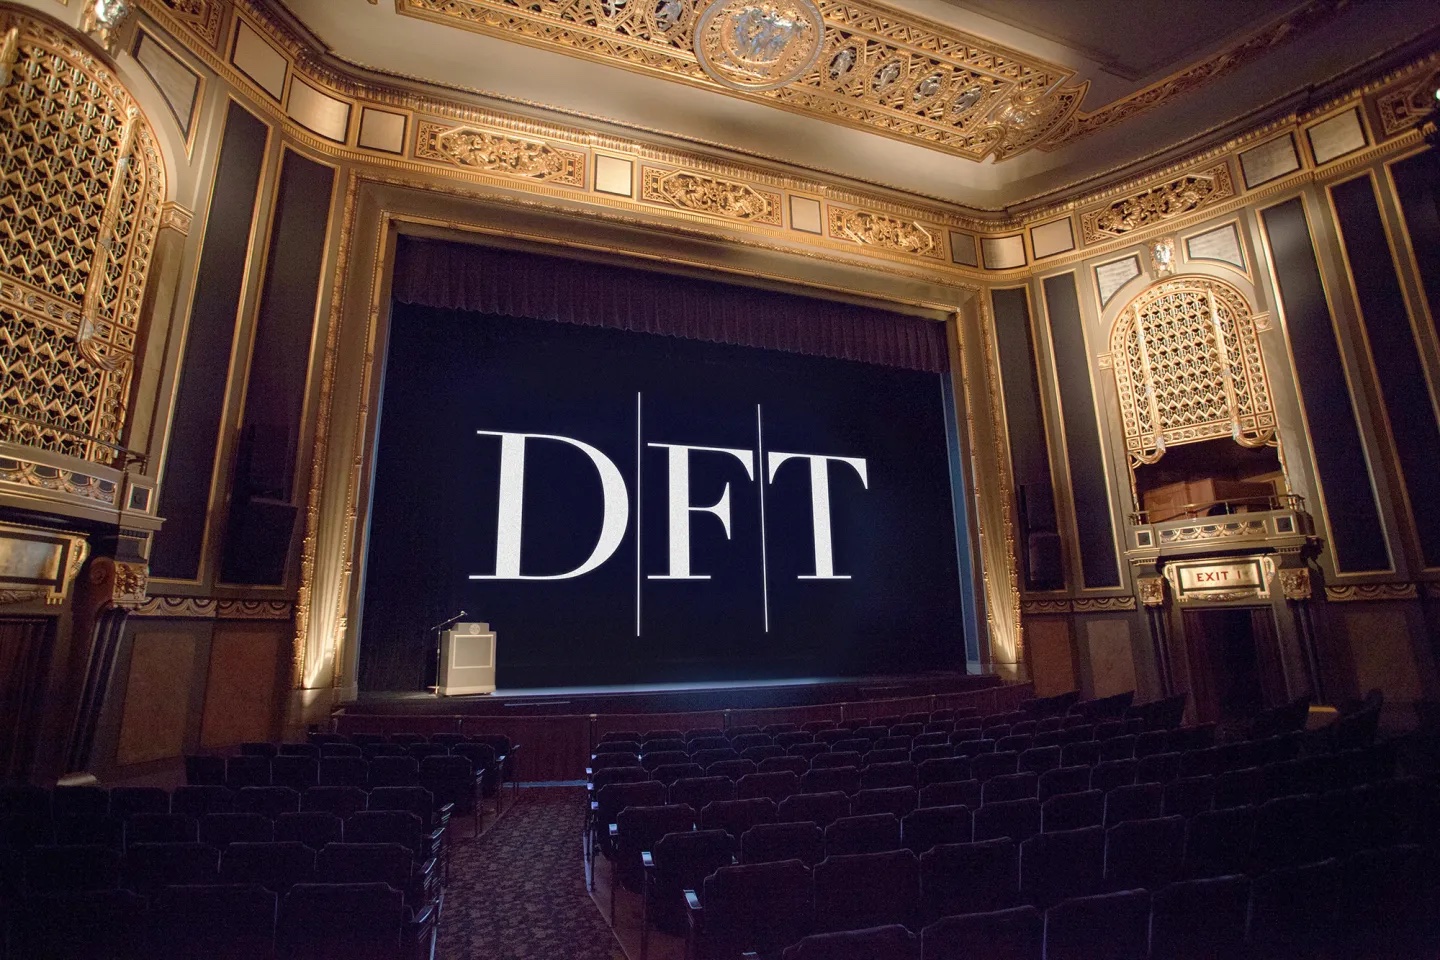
359;304;966;689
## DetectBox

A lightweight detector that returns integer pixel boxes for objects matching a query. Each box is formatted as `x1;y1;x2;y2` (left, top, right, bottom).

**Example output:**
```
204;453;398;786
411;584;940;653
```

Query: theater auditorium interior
3;0;1440;957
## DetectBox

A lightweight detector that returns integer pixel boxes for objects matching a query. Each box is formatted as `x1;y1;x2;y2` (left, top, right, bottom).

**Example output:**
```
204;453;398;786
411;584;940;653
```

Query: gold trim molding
1079;162;1235;245
640;166;784;225
1020;596;1138;614
1323;582;1419;603
132;595;295;619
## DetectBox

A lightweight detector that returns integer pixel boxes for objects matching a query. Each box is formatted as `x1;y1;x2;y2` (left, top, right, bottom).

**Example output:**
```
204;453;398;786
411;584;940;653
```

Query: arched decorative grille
0;12;165;463
1110;277;1275;467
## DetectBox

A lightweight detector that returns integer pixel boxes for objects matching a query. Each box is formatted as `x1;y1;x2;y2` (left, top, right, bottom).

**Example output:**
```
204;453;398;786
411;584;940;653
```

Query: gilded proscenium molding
829;207;942;259
1038;0;1349;151
132;595;295;619
1079;163;1235;245
641;166;783;225
0;11;165;464
414;121;587;186
1110;278;1276;467
1323;582;1419;603
395;0;1085;162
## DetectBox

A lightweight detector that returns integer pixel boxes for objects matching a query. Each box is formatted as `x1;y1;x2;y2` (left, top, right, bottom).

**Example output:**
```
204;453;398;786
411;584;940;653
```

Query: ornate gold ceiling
396;0;1088;161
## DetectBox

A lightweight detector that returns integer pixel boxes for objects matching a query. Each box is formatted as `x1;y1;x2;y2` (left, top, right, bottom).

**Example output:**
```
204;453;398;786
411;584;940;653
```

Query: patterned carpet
437;786;627;960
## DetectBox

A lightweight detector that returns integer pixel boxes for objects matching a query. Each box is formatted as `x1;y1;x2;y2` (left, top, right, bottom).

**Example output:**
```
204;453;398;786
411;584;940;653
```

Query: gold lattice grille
1110;278;1276;466
0;13;163;463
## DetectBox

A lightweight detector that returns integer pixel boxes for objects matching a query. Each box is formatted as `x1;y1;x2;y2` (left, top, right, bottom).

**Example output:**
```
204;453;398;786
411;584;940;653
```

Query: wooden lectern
436;622;496;696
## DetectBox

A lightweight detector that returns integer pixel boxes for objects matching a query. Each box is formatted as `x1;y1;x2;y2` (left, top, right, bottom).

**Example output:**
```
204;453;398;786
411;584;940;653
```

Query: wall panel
115;629;200;765
199;620;286;748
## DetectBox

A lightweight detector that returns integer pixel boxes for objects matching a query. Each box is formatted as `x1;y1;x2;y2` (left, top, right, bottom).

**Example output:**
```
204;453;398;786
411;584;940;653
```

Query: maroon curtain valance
391;237;950;374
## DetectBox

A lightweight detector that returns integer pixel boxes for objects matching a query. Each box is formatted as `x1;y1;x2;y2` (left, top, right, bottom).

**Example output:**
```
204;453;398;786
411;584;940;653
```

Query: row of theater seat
682;846;1438;960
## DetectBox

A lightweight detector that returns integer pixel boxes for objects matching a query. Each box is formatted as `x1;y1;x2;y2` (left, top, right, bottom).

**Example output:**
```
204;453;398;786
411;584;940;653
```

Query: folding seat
315;843;420;905
825;813;901;856
728;726;763;736
171;785;235;818
919;780;981;810
1136;750;1182;784
706;759;757;781
759;756;810;778
1211;742;1252;774
814;849;919;932
110;787;168;820
973;798;1041;843
601;729;642;743
1016;746;1060;776
1149;874;1252;960
275;811;343;850
700;798;777;842
1356;776;1423;848
344;810;430;865
1247;858;1341;957
731;733;772;751
1089;759;1137;793
855;726;889;742
276;881;408;960
1263;756;1323;799
742;821;824;866
1074;692;1136;722
236;786;301;819
406;744;447;765
202;812;276;851
1058;723;1093;742
219;840;317;895
270;756;319;792
875;736;912;752
279;742;321;758
687;860;814;960
1104;814;1185;891
0;783;50;820
1342;844;1432;956
24;845;122;893
240;742;279;758
779;791;850;829
953;738;997;758
781;924;918;960
994;735;1032;755
902;804;972;854
451;742;497;803
982;725;1012;741
691;747;739;768
125;841;220;895
1252;794;1327;870
1009;721;1037;736
52;786;109;819
1162;775;1214;818
972;751;1019;782
1060;741;1099;767
741;744;787;764
1093;720;1128;741
644;749;693;770
125;813;198;846
919;904;1042;960
149;882;277;960
1183;805;1254;878
1040;788;1101;833
811;751;863;770
611;803;699;919
1103;782;1162;827
1179;746;1219;778
788;742;829;760
1212;765;1263;808
14;889;146;959
950;728;984;745
1169;723;1217;753
327;742;369;758
302;786;367;819
918;757;969;786
1019;824;1103;908
316;757;368;789
646;829;736;942
918;837;1018;923
389;733;426;747
1036;765;1090;801
1043;888;1149;960
1097;734;1136;762
982;773;1037;804
53;814;124;848
1134;729;1172;758
851;786;918;819
688;736;731;753
895;721;927;735
367;755;420;789
863;748;910;766
226;756;272;790
596;740;641;757
912;732;949;748
594;780;668;858
0;813;53;851
670;776;735;811
815;730;851;746
653;762;707;785
764;724;801;736
801;721;838;734
862;761;918;790
186;755;227;786
736;771;800;803
419;754;483;836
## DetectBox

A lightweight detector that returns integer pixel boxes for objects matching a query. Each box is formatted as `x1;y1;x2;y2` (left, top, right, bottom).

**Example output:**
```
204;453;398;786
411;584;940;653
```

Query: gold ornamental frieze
414;121;587;186
153;0;225;48
1376;65;1440;138
828;207;942;259
1080;163;1235;244
395;0;1084;161
640;166;784;225
1323;582;1418;603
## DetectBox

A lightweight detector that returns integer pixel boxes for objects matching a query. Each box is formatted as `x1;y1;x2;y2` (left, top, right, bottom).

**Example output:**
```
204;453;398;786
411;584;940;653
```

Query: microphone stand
429;610;467;697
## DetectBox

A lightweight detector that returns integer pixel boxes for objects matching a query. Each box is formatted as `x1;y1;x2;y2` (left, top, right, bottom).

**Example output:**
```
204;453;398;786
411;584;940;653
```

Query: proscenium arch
1108;275;1279;470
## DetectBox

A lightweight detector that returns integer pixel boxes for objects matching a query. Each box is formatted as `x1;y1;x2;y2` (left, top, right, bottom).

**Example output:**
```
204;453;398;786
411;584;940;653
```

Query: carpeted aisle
437;786;627;960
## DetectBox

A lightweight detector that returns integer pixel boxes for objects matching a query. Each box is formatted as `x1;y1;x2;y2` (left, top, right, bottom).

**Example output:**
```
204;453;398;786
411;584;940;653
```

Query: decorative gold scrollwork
640;167;783;224
827;208;941;258
413;121;586;186
1080;164;1234;244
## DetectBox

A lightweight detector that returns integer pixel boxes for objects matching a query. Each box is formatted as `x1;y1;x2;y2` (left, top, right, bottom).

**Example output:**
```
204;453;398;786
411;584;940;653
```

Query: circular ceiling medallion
693;0;825;92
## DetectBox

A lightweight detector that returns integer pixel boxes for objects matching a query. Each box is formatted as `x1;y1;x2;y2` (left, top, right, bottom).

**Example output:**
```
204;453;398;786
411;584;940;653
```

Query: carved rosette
1138;577;1165;607
1081;164;1235;244
640;167;783;224
1279;567;1312;602
827;208;941;258
414;121;586;186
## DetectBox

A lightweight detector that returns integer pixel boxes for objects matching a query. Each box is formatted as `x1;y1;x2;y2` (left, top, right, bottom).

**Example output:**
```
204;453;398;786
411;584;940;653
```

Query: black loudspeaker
1025;531;1064;591
220;496;298;584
